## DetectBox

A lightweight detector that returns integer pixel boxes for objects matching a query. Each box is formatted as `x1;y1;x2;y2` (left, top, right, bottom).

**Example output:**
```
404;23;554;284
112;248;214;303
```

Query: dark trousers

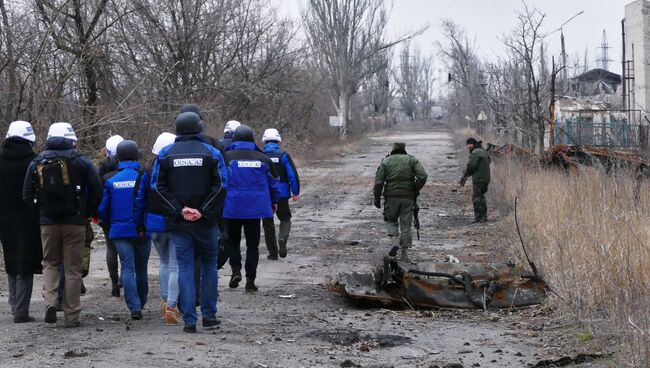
472;182;489;221
102;227;119;283
262;199;292;256
227;219;261;280
7;273;34;319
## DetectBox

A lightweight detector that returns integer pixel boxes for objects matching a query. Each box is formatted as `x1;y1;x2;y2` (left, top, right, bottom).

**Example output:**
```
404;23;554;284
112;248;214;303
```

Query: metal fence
554;110;647;150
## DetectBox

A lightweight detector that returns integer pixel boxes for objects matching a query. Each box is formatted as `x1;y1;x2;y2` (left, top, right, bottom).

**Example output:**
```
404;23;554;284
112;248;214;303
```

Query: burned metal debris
334;257;547;309
486;142;649;174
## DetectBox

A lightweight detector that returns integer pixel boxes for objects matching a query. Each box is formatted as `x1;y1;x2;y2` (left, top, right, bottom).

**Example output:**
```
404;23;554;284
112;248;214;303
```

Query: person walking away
224;125;281;291
98;140;150;320
261;128;300;260
135;132;181;325
179;104;226;304
219;120;241;149
373;142;427;262
0;121;42;323
459;137;491;223
152;112;227;333
23;122;102;327
99;134;124;297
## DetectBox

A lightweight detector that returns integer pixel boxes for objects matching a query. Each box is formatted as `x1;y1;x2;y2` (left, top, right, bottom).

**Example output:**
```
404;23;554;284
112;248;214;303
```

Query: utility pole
561;31;567;91
547;11;584;93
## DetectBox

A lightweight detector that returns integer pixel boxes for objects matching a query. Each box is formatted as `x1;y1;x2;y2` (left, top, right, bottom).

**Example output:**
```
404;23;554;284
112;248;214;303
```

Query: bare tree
501;4;548;154
437;19;482;125
396;42;436;121
304;0;420;139
363;48;393;124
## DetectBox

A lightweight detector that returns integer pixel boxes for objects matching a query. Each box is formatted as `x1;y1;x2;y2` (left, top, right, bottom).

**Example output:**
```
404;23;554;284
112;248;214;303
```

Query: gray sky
276;0;631;74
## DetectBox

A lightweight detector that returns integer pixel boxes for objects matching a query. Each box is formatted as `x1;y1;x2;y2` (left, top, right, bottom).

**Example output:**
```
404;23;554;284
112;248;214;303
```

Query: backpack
36;156;80;219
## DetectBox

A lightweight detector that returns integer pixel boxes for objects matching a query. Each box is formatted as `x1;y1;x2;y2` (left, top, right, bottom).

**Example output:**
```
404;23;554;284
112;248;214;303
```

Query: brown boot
164;306;180;326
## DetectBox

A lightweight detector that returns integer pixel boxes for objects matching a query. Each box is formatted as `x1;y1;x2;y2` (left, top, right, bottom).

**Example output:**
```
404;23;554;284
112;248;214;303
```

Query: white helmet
224;120;241;133
47;122;77;141
6;120;36;142
105;135;124;157
152;132;176;155
262;128;281;143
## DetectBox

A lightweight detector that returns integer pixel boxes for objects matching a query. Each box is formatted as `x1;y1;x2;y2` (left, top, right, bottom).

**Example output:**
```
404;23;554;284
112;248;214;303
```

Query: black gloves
459;176;467;187
374;197;381;209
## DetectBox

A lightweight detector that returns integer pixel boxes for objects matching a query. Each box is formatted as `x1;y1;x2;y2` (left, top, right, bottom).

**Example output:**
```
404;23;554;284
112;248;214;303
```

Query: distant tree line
0;0;427;152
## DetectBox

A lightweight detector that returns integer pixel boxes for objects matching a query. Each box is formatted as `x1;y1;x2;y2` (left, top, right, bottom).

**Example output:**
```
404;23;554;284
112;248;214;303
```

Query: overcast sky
276;0;634;74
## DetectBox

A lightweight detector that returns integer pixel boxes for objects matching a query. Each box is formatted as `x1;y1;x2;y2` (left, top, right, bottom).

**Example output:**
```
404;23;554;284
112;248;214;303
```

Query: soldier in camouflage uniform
373;142;427;262
460;137;491;223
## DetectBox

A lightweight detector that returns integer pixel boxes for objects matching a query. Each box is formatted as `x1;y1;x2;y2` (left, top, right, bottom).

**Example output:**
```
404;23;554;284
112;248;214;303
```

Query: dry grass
491;158;650;367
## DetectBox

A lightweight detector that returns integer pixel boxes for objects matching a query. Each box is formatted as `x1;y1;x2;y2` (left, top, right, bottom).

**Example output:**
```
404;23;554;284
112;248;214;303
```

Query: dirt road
1;128;560;367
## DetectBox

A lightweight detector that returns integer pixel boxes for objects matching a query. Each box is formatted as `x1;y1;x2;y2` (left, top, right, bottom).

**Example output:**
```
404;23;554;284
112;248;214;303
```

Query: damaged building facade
545;1;650;151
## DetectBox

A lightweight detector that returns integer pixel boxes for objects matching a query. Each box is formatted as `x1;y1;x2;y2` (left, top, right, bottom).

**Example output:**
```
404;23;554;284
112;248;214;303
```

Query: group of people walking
0;104;300;333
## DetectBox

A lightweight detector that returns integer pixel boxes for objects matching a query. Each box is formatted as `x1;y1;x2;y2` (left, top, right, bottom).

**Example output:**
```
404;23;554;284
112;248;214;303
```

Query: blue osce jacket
223;141;281;219
152;134;228;229
98;161;143;239
263;142;300;199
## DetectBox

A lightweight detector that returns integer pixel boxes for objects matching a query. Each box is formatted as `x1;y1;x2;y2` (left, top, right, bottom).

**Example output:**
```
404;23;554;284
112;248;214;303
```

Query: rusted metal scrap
334;257;547;309
545;144;648;173
487;142;650;174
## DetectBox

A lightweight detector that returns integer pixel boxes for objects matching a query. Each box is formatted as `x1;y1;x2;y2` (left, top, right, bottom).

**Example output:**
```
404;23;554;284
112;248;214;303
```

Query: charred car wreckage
334;250;548;310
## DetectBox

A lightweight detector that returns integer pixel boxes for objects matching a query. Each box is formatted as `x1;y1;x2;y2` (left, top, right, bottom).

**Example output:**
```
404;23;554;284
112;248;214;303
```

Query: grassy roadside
456;127;650;367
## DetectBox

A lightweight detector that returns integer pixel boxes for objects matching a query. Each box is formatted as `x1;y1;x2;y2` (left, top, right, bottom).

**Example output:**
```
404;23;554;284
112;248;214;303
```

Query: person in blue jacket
135;132;180;325
152;112;228;333
98;140;150;320
224;125;281;292
219;120;241;149
261;128;300;260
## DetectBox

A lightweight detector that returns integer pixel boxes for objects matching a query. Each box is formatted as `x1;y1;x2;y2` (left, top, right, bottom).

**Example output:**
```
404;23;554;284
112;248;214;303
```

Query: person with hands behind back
151;112;228;333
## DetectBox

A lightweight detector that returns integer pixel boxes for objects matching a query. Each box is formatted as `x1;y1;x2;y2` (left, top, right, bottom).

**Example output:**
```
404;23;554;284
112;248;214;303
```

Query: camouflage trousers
383;197;414;248
472;182;489;222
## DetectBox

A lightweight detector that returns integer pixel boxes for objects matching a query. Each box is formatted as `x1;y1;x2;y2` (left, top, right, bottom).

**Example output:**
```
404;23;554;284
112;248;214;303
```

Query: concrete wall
625;0;650;114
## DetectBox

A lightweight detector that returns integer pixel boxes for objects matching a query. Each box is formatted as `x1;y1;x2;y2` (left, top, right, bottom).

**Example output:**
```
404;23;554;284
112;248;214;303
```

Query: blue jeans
114;238;151;312
152;232;179;308
171;226;219;326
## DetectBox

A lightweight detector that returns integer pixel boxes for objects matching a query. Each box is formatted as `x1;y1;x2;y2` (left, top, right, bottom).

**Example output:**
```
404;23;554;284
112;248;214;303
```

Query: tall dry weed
491;158;650;367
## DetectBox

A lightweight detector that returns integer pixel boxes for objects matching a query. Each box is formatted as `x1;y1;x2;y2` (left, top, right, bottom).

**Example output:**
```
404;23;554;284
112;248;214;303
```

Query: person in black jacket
23;122;102;327
179;103;226;303
152;112;228;333
0;121;42;323
98;135;123;296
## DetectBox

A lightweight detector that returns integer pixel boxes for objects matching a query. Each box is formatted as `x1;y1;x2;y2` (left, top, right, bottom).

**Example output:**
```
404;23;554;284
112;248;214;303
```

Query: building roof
571;68;621;84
